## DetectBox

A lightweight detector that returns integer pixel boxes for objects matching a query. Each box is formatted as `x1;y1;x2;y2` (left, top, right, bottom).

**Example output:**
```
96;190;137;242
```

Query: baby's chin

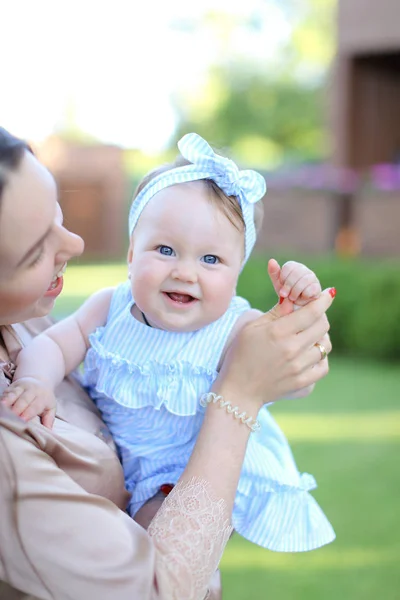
153;311;224;333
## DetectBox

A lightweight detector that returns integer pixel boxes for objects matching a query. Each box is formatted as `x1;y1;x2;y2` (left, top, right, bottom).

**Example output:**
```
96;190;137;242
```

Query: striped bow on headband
128;133;266;263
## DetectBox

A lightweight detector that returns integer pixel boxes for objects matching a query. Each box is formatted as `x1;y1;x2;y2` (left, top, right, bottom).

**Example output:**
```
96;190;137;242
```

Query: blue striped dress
83;281;335;552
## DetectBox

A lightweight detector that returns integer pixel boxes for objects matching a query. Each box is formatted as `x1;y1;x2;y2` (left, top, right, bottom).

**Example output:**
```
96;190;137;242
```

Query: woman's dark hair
0;127;32;209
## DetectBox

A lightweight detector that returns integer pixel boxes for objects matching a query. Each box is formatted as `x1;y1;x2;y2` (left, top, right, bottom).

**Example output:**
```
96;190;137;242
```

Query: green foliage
173;70;327;166
171;0;338;166
282;0;337;75
238;254;400;361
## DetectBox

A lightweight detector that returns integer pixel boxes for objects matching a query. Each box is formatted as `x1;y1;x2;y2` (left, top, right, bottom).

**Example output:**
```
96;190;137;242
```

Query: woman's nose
56;226;85;263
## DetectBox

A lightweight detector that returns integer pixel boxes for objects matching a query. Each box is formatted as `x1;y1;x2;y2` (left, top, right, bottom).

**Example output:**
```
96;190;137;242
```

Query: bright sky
1;0;291;152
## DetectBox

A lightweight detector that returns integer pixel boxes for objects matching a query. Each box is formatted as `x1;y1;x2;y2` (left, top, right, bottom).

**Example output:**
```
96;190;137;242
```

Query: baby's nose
171;261;198;283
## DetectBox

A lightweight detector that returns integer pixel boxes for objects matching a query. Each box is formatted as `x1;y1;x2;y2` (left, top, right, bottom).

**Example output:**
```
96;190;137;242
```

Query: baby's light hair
133;155;264;239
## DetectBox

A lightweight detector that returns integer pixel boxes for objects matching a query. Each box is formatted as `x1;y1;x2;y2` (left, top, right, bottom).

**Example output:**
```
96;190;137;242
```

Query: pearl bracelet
200;392;261;432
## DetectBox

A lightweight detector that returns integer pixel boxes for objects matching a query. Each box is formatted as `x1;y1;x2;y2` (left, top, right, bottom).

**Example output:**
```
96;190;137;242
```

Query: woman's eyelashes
28;248;45;268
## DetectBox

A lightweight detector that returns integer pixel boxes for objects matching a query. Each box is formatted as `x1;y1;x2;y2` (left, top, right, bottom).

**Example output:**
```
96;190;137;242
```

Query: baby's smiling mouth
163;292;198;304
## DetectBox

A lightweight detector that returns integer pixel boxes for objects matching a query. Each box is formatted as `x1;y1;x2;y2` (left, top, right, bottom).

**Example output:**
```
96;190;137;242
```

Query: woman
0;127;334;600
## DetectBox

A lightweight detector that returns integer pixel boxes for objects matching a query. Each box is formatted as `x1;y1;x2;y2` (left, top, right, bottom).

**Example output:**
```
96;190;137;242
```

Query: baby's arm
1;287;114;427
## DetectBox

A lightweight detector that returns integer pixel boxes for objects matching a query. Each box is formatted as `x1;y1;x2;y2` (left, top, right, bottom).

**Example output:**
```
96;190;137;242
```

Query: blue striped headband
129;132;266;263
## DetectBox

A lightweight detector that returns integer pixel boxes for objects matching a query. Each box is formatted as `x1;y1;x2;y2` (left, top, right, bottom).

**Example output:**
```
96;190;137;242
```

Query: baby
3;133;334;551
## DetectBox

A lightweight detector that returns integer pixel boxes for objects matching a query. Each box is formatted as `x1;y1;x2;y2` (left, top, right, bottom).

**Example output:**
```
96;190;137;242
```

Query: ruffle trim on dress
233;474;335;552
84;338;217;416
126;465;335;552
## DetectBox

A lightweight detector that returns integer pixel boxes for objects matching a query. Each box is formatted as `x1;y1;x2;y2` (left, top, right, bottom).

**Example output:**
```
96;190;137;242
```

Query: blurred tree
279;0;337;81
171;0;337;167
174;69;325;167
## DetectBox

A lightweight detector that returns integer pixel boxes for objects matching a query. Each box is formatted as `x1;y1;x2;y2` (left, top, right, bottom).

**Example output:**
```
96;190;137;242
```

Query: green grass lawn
54;262;400;600
221;358;400;600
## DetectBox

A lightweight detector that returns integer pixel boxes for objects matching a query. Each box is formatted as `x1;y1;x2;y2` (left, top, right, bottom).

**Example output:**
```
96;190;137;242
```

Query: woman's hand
282;329;331;399
215;288;335;411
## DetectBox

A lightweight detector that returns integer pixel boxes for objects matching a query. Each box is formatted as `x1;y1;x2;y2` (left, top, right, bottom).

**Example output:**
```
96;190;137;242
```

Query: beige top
0;318;231;600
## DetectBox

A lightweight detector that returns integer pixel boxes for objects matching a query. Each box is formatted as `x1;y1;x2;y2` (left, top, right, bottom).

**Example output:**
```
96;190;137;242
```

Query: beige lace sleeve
148;477;233;600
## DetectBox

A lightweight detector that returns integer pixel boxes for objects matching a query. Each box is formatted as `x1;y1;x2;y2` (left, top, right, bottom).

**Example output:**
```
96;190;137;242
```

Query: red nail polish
279;296;284;305
329;287;336;298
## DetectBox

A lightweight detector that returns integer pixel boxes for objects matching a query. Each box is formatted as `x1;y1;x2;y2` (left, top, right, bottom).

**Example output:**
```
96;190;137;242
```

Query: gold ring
315;342;327;361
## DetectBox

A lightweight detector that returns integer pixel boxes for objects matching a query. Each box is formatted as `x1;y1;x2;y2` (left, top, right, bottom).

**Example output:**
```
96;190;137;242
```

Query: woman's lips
44;276;64;299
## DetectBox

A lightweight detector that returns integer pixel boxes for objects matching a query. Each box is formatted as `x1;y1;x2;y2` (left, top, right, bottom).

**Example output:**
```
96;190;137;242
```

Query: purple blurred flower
265;164;360;194
370;164;400;191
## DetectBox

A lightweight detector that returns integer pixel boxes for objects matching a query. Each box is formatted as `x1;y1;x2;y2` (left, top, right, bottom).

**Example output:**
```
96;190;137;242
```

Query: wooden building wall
332;0;400;168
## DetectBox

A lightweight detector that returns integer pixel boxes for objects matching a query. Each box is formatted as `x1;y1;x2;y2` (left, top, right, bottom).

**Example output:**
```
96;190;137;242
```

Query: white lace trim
148;477;233;600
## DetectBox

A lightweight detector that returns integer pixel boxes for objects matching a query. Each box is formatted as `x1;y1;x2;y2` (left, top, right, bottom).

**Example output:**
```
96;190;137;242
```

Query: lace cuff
148;477;233;600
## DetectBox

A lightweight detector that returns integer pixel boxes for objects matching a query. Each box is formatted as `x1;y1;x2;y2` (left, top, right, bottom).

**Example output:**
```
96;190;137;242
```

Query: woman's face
0;151;84;325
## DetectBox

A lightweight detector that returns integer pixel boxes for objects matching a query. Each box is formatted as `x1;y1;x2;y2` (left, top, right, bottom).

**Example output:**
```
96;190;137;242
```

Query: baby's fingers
279;262;310;298
1;386;25;407
7;390;37;417
294;282;323;306
301;282;322;298
288;274;321;303
20;398;48;422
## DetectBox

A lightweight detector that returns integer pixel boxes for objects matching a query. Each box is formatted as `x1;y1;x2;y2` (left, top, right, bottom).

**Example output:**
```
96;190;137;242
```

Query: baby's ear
127;241;134;265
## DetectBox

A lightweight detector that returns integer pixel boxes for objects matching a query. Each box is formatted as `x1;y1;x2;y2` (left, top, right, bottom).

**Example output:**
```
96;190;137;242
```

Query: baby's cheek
133;261;161;287
205;277;236;316
131;269;156;304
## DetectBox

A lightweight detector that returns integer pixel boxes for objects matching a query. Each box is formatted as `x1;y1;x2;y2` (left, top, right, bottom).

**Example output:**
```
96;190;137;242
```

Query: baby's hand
1;377;56;429
268;259;321;307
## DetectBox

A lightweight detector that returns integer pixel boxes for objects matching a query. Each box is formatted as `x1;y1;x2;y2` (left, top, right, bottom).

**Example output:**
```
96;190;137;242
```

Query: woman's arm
148;289;335;599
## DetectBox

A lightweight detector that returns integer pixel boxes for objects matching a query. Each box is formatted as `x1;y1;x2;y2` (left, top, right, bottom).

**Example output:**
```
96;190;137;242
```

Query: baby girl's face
128;180;244;332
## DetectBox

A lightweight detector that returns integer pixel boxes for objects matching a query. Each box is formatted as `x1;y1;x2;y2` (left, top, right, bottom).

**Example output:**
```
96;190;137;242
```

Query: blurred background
2;0;399;598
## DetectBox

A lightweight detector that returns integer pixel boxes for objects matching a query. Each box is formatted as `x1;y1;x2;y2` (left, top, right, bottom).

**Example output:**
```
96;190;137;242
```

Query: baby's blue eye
202;254;219;265
158;245;174;256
